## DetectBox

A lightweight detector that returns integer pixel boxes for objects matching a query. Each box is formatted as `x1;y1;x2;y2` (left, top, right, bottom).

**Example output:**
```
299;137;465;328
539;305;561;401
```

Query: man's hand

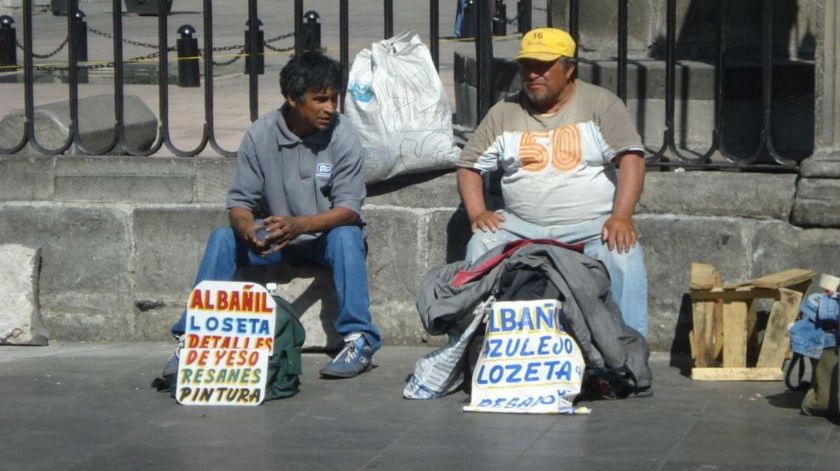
242;222;270;254
601;214;637;253
458;168;503;233
260;215;309;253
229;207;270;254
470;210;505;233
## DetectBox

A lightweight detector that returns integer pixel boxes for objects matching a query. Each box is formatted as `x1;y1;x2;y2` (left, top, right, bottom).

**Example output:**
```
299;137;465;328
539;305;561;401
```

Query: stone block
718;97;814;160
454;80;477;127
124;0;173;16
549;0;814;61
0;205;133;340
0;94;157;154
132;207;228;301
195;157;236;203
636;215;754;351
54;156;193;176
364;206;425;305
667;0;812;61
796;178;840;201
792;199;840;228
550;0;655;57
366;170;461;208
793;177;840;226
132;207;227;339
752;224;840;284
640;172;796;220
800;153;840;178
0;244;48;345
133;303;178;341
364;206;466;346
264;264;341;351
0;155;54;201
626;97;715;151
453;53;722;142
423;208;471;271
54;157;194;203
580;60;716;101
455;45;717;100
372;300;438;346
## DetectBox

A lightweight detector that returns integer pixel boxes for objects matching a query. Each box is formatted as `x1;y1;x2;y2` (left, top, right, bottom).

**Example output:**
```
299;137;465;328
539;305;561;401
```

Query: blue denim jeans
170;225;381;350
790;293;838;359
465;211;649;337
454;0;466;37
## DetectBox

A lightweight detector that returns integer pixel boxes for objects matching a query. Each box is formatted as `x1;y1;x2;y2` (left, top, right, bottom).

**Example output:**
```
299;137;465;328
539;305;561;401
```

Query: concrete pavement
1;343;838;471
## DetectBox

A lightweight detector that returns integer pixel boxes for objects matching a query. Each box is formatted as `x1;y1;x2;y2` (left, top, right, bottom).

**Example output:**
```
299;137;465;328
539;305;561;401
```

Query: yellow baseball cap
515;28;576;61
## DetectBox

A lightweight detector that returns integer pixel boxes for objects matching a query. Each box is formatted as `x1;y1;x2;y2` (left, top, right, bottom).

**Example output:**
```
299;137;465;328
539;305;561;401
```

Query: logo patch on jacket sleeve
316;163;334;178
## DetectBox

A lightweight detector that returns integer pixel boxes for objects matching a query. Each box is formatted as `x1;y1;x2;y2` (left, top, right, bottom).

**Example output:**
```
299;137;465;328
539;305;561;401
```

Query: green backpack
265;294;306;400
801;347;839;417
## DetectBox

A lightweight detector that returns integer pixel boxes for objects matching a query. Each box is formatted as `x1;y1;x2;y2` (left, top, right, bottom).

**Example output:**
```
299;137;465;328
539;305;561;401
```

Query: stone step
454;40;815;159
0;93;157;154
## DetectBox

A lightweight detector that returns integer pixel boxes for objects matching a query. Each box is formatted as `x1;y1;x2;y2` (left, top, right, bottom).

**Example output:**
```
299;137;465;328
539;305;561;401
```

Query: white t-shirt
458;81;644;227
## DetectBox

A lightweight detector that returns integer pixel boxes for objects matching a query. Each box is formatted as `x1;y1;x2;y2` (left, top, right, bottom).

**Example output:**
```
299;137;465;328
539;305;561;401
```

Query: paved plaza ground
1;3;838;470
1;343;838;471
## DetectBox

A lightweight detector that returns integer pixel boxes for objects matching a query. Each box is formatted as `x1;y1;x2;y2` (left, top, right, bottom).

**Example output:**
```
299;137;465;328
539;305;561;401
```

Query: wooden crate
689;264;814;381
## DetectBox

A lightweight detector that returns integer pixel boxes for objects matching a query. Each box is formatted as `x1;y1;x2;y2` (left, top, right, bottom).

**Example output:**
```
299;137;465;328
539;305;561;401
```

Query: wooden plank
691;367;783;381
689;328;697;362
722;301;748;368
691;263;720;290
691;287;780;301
692;301;714;367
756;288;804;368
702;299;716;365
712;299;724;362
787;279;812;295
690;263;721;367
747;300;761;363
738;268;815;289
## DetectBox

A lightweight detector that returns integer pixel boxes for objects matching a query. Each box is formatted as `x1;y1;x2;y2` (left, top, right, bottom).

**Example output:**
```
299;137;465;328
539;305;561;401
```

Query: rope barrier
2;27;519;72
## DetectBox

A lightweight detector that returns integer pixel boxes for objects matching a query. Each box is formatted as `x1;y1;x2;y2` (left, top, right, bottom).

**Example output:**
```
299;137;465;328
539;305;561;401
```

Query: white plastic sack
463;300;589;414
345;30;460;183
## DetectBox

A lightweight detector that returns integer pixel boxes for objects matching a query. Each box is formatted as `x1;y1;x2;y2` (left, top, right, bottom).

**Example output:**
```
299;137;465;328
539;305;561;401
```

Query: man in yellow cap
456;27;649;337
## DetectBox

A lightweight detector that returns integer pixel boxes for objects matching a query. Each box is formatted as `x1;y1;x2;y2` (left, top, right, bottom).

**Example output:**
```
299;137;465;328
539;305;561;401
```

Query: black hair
279;52;343;101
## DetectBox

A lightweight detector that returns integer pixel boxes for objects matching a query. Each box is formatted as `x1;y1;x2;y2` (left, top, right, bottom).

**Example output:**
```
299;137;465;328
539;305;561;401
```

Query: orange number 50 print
518;126;582;172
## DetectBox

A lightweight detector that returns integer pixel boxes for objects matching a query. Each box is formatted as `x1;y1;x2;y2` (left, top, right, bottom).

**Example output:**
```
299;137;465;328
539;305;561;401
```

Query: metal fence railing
0;0;812;170
470;0;807;170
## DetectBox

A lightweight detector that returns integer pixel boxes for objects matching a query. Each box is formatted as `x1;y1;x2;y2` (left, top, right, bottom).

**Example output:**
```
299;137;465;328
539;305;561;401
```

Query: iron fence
0;0;812;170
471;0;808;169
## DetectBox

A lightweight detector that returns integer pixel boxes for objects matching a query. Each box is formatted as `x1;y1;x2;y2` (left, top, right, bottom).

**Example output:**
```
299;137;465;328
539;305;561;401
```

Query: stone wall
547;0;816;60
453;40;815;159
1;154;835;353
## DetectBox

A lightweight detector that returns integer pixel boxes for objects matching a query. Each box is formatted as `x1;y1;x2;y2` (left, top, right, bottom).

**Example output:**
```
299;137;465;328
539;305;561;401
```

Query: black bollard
493;0;507;36
244;18;264;76
51;0;67;16
517;0;532;34
176;24;199;87
301;10;321;51
73;10;88;83
0;16;16;71
462;0;475;38
124;0;173;16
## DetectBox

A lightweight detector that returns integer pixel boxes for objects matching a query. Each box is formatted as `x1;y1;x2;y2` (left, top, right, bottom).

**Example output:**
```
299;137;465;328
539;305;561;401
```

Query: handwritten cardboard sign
464;299;587;414
176;281;276;406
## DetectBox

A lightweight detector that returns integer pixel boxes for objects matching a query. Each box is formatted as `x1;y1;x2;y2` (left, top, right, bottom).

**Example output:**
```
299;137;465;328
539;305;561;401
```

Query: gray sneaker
319;333;374;379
